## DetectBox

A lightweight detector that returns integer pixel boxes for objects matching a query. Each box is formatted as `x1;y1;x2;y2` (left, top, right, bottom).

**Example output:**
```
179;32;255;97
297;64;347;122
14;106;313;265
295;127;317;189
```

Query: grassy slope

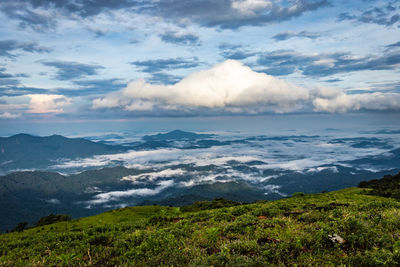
1;188;400;266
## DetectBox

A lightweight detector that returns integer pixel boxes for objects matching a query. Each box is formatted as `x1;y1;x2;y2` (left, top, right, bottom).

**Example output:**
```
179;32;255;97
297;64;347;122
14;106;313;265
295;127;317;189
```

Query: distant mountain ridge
0;131;223;174
143;130;215;141
0;133;128;174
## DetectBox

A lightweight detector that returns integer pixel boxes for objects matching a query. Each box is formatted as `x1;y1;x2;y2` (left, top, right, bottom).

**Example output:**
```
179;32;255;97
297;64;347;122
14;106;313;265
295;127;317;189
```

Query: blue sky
0;0;399;121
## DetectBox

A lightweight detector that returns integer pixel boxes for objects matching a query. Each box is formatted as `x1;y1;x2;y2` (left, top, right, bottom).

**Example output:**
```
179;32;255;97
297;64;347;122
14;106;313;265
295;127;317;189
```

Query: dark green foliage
10;222;28;232
359;171;400;199
35;214;71;227
0;170;272;233
292;192;306;197
180;198;240;212
0;166;142;232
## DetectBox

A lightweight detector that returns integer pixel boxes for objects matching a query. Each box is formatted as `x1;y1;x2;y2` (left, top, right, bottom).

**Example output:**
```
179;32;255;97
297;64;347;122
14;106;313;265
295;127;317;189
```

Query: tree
11;222;28;232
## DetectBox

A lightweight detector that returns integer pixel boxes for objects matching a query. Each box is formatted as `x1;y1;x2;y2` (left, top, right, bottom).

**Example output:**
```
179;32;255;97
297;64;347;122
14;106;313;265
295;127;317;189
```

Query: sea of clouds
46;129;400;206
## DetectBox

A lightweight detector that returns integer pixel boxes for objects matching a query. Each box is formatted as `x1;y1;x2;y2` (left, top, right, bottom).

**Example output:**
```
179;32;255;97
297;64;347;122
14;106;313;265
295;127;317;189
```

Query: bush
11;222;28;232
36;214;71;226
231;206;250;216
212;210;234;222
206;227;220;246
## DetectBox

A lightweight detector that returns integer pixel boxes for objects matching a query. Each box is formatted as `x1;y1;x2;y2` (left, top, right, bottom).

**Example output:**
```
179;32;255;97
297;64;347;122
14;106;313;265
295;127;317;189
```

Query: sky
0;0;400;124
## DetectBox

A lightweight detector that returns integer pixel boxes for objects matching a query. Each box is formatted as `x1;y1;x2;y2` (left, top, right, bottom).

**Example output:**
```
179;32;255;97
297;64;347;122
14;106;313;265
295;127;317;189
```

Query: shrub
36;214;71;226
231;206;250;216
10;222;28;232
212;210;234;222
292;192;305;197
206;227;220;246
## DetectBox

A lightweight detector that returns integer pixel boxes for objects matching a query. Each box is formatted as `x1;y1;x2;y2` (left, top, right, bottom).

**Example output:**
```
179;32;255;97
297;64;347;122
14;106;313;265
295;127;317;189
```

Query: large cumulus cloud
93;60;309;113
93;60;400;114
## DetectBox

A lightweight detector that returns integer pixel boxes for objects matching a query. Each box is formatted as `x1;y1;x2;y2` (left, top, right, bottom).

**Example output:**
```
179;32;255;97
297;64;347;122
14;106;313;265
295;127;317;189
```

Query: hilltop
1;177;400;265
143;130;215;141
359;171;400;199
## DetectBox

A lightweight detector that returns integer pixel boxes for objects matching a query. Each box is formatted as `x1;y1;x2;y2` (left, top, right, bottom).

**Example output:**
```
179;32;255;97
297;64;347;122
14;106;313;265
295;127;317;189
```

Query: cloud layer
0;40;51;58
87;180;175;205
49;131;400;204
42;61;104;81
146;0;330;29
93;60;400;114
0;112;20;119
272;31;321;41
257;49;400;77
0;0;399;119
28;94;71;113
0;0;330;31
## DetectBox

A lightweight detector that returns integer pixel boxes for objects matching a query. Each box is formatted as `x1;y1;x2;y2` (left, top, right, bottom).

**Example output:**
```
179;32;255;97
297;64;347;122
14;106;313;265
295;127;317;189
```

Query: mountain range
0;133;127;174
0;131;226;174
143;129;215;141
1;130;400;232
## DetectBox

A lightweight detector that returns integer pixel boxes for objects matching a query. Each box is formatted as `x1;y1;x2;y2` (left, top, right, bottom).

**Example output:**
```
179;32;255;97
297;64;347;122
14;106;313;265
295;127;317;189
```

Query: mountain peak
143;130;214;141
9;133;35;139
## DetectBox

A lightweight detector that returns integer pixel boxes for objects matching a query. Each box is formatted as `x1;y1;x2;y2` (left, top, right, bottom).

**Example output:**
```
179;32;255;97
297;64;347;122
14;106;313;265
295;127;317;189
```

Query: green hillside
2;187;400;266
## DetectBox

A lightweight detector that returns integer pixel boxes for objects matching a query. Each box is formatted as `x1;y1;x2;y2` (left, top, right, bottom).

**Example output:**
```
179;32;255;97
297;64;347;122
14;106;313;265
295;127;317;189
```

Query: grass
1;187;400;266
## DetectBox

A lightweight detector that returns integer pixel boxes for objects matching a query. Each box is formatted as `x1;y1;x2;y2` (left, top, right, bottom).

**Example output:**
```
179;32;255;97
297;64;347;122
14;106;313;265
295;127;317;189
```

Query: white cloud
121;168;186;182
27;94;71;113
125;100;154;111
306;166;339;173
51;148;183;169
45;198;60;204
313;92;400;113
93;60;309;113
0;112;21;119
91;92;122;109
92;60;400;114
232;0;272;15
264;184;287;196
312;58;336;67
87;180;175;205
51;134;392;176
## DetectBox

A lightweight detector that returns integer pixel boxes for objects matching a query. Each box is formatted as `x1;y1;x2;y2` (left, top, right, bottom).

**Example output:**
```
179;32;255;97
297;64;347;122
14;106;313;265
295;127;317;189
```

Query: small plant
206;227;220;246
57;253;77;267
